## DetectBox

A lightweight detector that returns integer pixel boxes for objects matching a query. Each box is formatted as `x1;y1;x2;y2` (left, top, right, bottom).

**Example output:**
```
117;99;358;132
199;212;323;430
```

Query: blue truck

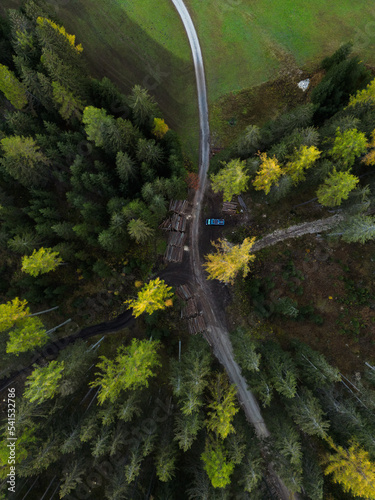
205;218;225;226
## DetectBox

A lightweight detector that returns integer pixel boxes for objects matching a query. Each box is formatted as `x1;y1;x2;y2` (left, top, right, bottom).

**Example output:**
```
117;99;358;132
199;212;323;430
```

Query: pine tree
333;214;375;243
127;218;154;244
24;360;65;404
21;247;62;277
203;237;256;284
231;328;261;372
124;278;173;317
116;151;136;183
136;138;163;166
240;451;263;494
0;135;50;186
262;341;298;399
82;106;113;147
324;437;375;499
59;460;86;499
117;393;141;422
236;124;261;156
292;340;341;388
210;158;249;202
174;412;203;451
7;232;41;254
290;388;330;438
316;169;359;207
128;84;157;127
155;444;176;482
0;63;28;109
90;339;161;404
52;81;84;122
252;153;283;194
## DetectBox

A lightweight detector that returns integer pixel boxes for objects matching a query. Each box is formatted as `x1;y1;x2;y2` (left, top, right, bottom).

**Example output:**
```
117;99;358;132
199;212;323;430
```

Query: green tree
203;237;256;285
231;328;261;372
262;342;298;399
0;136;50;186
236;124;261;156
124;278;173;318
59;460;86;499
21;247;62;277
155;444;176;482
332;214;375;244
6;316;49;354
52;81;84;122
7;232;41;254
0;297;29;333
136;138;163;166
316;169;359;207
329;128;368;169
0;63;27;109
201;438;235;489
206;372;239;439
174;412;203;451
324;437;375;499
210;159;249;202
128;84;157;127
290;388;330;438
285;145;321;184
240;452;263;494
90;338;161;404
24;360;65;404
252;152;283;194
116;151;136;183
127;218;154;244
292;340;341;388
82;106;113;147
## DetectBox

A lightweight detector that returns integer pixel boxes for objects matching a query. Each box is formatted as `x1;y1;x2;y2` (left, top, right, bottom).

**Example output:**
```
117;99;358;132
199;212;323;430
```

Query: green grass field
185;0;375;102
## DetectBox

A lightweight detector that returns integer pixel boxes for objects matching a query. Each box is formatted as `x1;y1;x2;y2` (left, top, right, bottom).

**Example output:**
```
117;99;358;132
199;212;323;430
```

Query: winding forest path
170;1;297;498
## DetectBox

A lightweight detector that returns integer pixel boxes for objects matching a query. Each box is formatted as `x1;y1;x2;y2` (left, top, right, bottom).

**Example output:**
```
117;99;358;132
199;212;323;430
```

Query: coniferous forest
1;2;375;500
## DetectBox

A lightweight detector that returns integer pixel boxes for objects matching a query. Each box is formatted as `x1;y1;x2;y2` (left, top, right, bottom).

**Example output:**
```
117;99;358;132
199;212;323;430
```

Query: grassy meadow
185;0;375;101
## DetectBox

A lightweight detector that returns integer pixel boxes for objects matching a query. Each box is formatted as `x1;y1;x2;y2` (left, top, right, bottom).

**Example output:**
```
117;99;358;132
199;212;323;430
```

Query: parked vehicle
205;218;225;226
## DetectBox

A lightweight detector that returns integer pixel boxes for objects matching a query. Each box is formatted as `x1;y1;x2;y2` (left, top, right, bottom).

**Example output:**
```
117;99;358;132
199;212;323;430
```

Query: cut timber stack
164;200;189;263
222;201;237;214
176;284;206;334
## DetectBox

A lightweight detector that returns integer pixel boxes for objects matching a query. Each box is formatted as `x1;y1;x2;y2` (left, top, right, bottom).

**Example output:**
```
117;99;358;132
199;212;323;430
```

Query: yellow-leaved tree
253;153;282;194
36;17;83;53
347;78;375;108
324;437;375;499
21;248;62;277
125;277;173;318
203;237;256;285
152;118;169;139
285;145;321;184
362;129;375;166
0;298;29;333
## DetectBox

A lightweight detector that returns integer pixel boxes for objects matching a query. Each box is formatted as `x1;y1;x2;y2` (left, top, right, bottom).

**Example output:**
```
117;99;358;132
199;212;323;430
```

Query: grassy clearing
186;0;375;102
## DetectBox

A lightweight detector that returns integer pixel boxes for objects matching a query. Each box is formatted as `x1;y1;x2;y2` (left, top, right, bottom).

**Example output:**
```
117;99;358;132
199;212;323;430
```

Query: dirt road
170;1;296;498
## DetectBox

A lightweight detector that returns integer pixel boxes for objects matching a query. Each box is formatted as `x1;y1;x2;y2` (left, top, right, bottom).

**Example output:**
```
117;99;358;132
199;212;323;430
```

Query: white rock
298;79;310;91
